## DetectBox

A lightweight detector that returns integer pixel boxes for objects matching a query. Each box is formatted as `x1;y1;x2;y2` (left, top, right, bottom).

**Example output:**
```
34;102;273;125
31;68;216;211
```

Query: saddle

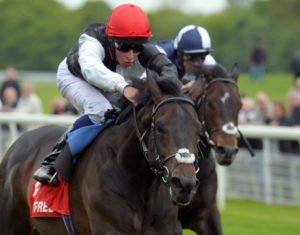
55;103;134;182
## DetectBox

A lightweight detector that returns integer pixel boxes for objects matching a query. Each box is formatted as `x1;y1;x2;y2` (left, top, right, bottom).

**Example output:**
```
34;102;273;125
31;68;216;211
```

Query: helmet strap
108;38;118;63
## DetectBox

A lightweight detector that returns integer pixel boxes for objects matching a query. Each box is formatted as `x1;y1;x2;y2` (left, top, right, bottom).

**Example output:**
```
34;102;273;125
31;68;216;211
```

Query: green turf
183;199;300;235
238;73;295;108
34;82;62;114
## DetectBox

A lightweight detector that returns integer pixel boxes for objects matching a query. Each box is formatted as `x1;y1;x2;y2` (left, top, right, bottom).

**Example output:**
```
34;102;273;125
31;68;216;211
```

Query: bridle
133;97;197;183
196;77;239;155
196;76;255;158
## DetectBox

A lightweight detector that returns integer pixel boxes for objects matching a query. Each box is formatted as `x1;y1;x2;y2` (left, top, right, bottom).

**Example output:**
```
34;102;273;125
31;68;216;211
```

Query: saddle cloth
30;177;70;218
29;120;114;218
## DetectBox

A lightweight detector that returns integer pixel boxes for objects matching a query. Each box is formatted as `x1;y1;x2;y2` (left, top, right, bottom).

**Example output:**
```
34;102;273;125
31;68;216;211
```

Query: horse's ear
186;78;205;103
231;63;239;82
145;70;163;104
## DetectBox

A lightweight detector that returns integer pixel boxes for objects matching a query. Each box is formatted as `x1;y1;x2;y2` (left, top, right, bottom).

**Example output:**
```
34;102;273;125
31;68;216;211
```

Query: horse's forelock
129;77;149;105
210;64;229;79
146;69;182;97
155;76;182;97
191;63;229;81
128;72;182;106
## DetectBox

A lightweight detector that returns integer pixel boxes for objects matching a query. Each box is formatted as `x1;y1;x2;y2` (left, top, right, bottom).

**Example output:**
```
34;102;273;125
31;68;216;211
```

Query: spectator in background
269;101;297;201
249;39;267;81
291;48;300;81
15;82;42;114
294;78;300;95
269;100;299;153
238;96;258;125
238;96;263;150
0;87;19;150
15;82;43;131
287;88;300;126
51;98;78;115
0;67;21;104
51;98;67;115
0;87;18;112
255;91;273;124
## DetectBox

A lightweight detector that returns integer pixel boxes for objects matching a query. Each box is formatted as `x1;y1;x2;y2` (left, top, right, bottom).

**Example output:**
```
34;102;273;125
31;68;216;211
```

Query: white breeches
56;58;113;124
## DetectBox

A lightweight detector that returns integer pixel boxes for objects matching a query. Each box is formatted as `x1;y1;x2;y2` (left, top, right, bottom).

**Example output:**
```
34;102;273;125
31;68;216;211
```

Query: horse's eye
207;101;214;109
156;125;164;134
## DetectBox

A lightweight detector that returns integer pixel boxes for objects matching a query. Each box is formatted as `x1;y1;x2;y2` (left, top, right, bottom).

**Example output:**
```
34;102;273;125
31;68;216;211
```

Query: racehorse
0;72;202;235
179;63;243;235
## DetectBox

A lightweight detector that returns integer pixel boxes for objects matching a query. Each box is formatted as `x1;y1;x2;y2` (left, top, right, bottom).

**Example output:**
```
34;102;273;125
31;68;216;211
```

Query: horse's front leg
196;205;223;235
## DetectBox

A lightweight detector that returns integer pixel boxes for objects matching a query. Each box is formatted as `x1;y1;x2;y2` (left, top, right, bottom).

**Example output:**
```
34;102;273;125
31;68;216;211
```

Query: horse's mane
208;63;230;78
129;70;182;105
112;70;182;121
191;63;230;80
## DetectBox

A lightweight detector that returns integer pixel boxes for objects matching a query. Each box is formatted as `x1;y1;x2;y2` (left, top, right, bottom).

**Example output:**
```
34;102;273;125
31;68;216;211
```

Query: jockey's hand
182;79;196;93
123;85;139;106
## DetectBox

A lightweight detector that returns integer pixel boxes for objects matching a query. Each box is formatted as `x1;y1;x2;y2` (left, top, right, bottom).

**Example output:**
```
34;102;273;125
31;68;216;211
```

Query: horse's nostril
170;177;182;188
216;146;226;155
170;176;198;193
216;145;238;156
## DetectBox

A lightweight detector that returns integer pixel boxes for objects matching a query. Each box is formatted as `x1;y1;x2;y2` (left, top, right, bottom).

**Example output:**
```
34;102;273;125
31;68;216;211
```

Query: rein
133;97;195;183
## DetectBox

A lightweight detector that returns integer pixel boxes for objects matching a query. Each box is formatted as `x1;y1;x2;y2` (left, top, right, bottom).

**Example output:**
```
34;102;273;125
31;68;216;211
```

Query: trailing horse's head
186;63;242;166
133;70;201;206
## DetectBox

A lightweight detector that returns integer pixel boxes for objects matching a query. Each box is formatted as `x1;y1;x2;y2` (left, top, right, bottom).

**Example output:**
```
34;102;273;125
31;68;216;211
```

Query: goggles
183;53;208;63
114;42;144;53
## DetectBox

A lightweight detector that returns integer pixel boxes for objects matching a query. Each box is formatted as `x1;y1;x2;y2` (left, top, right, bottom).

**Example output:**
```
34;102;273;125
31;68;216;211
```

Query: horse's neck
115;121;152;178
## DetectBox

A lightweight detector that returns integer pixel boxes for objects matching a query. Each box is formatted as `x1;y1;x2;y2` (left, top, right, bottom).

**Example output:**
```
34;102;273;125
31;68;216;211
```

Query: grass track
183;199;300;235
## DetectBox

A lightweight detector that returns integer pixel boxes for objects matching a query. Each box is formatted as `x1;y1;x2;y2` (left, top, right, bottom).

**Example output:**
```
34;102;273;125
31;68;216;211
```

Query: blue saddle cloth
66;120;114;162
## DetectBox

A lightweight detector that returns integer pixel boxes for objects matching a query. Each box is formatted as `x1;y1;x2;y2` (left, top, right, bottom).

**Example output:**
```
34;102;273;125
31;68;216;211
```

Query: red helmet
106;4;153;39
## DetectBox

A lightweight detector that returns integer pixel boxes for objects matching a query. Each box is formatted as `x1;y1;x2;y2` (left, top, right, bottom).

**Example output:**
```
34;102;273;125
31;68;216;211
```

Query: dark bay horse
0;73;202;235
179;63;242;235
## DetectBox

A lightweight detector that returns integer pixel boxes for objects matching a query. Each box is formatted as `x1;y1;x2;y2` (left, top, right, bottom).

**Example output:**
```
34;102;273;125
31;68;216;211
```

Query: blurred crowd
239;78;300;154
0;66;78;150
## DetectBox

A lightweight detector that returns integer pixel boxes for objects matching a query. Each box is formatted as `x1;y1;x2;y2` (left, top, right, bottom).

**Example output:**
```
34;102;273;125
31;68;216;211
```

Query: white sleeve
78;33;128;93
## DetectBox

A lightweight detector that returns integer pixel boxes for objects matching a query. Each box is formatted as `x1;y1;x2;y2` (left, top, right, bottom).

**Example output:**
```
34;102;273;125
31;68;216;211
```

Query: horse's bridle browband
133;97;195;183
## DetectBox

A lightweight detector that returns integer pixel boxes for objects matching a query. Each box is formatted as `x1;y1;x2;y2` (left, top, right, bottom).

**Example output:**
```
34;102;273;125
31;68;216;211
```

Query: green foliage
1;0;300;73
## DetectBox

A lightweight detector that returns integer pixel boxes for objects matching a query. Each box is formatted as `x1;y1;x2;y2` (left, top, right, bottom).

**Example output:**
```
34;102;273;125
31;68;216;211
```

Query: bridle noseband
133;97;196;183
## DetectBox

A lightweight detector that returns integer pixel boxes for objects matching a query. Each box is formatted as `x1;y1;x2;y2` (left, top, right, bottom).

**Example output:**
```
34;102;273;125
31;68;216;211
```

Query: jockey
33;3;178;186
155;25;216;84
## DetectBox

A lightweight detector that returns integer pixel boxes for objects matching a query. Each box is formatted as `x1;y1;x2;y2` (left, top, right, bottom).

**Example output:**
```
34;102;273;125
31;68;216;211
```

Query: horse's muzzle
169;175;199;206
215;144;238;166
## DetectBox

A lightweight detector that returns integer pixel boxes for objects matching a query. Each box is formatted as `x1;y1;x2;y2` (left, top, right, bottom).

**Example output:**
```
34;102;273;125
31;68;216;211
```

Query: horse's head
133;71;201;206
186;63;242;166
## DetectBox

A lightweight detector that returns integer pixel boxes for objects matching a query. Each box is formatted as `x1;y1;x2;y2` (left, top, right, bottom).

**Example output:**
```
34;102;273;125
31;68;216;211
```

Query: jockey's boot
32;129;69;187
33;115;95;187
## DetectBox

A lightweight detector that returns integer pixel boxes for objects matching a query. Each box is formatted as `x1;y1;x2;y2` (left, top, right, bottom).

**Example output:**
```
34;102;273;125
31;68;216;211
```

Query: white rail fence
0;113;300;210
